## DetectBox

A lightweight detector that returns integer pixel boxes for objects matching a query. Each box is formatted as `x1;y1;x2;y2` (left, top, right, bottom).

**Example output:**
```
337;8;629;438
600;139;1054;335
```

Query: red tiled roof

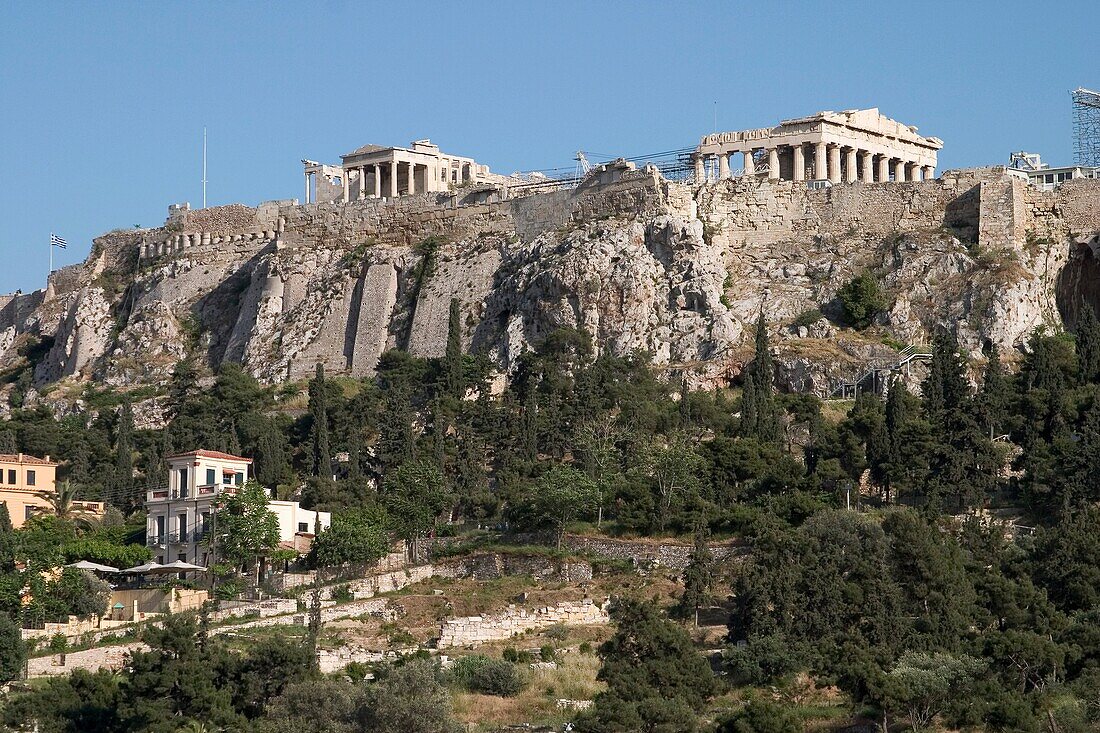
0;453;56;466
166;449;253;464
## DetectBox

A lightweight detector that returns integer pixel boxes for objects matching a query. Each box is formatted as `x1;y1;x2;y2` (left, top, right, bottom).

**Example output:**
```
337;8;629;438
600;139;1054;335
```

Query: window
156;515;166;538
298;522;309;533
206;468;216;485
156;556;164;564
234;472;243;485
25;506;34;521
26;470;35;486
178;468;189;497
6;470;14;484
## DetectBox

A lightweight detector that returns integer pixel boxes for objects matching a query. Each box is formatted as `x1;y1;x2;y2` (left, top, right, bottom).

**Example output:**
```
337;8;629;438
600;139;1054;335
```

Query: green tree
528;464;599;548
0;501;12;533
875;651;985;730
1078;300;1100;384
308;364;332;478
677;524;714;626
382;459;449;557
740;313;780;444
113;398;134;504
442;298;464;399
0;612;25;683
308;507;390;568
837;271;887;330
576;598;717;733
359;659;461;733
213;482;280;580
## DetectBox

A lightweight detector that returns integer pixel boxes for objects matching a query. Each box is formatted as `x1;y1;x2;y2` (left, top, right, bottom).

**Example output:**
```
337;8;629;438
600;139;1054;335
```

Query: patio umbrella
120;561;166;574
67;560;120;573
160;560;208;572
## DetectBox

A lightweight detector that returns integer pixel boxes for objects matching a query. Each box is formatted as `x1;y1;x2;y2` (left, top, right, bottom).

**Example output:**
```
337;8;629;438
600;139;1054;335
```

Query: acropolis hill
3;111;1100;418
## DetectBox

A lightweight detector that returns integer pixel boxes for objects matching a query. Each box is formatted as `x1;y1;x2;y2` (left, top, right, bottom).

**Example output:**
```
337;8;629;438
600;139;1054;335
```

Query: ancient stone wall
437;599;609;648
557;534;747;572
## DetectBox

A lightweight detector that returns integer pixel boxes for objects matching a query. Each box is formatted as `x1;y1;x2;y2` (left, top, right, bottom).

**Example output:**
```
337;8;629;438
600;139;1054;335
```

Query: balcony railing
70;500;106;514
146;485;224;503
147;530;210;547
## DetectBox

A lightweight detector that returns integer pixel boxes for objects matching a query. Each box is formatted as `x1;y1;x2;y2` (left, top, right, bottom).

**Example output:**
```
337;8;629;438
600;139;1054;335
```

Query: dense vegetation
7;296;1100;730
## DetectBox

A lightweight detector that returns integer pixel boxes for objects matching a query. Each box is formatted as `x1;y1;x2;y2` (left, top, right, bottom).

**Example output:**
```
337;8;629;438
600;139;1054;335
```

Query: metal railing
830;344;932;400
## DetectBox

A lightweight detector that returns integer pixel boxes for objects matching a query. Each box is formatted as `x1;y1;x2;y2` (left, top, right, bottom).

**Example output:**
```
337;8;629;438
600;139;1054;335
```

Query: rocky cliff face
2;168;1099;415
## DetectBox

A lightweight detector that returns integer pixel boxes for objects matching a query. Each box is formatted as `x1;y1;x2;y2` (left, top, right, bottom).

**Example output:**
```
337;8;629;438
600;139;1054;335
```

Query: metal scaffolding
1072;87;1100;167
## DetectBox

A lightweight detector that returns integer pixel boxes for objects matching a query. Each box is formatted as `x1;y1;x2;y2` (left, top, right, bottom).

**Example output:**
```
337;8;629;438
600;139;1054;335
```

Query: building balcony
146;485;223;504
70;500;105;515
146;530;209;547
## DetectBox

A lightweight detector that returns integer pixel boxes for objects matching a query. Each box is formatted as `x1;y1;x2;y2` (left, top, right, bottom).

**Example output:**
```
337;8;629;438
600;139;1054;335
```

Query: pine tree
522;388;539;462
443;298;464;399
741;312;780;444
308;364;332;478
1078;301;1100;384
0;430;16;454
977;344;1009;439
377;384;415;474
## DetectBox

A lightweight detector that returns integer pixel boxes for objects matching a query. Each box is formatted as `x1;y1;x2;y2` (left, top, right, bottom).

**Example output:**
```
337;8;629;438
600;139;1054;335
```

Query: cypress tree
0;502;11;533
741;312;780;444
678;524;714;626
378;384;415;474
308;364;332;478
1078;301;1100;384
112;398;134;506
977;344;1009;439
522;389;539;463
0;430;16;454
443;298;464;399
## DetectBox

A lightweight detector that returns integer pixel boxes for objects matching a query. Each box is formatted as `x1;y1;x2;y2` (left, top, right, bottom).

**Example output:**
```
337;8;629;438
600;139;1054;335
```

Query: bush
716;699;801;733
540;645;556;662
502;646;534;663
544;623;568;642
579;642;593;655
837;272;887;330
450;655;525;696
331;584;353;603
791;308;823;329
0;614;25;683
724;635;804;685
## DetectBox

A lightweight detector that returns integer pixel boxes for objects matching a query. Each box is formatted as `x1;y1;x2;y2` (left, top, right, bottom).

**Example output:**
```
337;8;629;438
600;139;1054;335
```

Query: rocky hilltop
2;167;1099;416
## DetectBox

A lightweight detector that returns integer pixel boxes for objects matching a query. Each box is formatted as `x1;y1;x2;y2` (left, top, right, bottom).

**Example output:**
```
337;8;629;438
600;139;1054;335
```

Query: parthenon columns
342;172;350;203
719;154;730;179
742;151;755;176
389;160;398;197
827;145;841;183
407;161;416;195
767;148;779;180
792;145;805;182
694;155;705;181
373;164;381;197
304;173;311;204
908;162;924;182
894;159;907;182
845;148;858;183
861;151;874;183
923;165;935;180
877;156;890;182
814;142;827;181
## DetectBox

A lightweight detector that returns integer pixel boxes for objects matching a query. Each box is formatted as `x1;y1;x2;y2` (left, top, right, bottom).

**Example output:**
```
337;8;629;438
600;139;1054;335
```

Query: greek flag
50;234;67;249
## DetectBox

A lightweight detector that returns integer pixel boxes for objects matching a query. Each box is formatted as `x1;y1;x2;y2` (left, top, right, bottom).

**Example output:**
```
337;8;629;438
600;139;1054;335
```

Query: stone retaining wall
438;599;609;648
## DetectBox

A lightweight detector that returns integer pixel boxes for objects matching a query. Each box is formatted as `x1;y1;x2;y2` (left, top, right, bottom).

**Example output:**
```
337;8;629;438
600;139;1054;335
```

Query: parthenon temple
302;139;493;204
694;108;942;184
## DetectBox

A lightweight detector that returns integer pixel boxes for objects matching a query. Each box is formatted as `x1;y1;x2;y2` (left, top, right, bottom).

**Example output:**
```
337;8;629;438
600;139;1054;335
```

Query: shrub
791;308;823;329
540;645;556;662
450;655;524;696
724;635;804;685
716;699;801;733
837;272;887;330
544;624;568;642
579;642;593;655
502;646;534;663
331;584;353;603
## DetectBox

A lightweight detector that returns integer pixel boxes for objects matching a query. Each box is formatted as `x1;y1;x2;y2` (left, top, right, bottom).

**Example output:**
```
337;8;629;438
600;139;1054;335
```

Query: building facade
1007;151;1100;191
694;108;942;184
303;138;492;204
145;449;330;566
0;453;58;528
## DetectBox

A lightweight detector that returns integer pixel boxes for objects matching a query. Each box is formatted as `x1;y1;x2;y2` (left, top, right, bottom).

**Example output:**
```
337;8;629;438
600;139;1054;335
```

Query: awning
67;560;120;573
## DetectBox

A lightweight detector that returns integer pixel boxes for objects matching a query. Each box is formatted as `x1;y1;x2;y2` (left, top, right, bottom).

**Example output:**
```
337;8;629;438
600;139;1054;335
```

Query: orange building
0;453;59;528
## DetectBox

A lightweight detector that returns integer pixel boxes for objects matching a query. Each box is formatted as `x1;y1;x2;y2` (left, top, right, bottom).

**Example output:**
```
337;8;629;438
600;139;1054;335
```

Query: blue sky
0;1;1096;294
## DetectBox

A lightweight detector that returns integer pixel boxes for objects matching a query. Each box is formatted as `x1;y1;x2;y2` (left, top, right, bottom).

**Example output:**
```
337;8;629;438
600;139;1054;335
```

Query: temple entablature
694;107;942;185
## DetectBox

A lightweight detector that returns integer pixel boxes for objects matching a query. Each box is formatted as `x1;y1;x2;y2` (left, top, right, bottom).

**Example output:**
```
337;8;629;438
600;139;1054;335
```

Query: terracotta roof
0;453;56;466
166;449;253;464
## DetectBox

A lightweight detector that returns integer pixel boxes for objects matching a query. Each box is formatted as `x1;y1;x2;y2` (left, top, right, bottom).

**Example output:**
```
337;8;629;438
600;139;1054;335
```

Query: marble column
355;167;364;200
923;165;935;180
694;155;705;182
860;151;874;183
877;155;890;182
828;145;841;183
908;162;923;182
767;148;779;180
792;145;805;182
894;159;906;182
407;162;416;194
719;154;731;179
845;148;858;183
373;164;381;197
743;151;755;176
814;141;827;180
389;160;398;198
304;172;311;204
342;170;350;203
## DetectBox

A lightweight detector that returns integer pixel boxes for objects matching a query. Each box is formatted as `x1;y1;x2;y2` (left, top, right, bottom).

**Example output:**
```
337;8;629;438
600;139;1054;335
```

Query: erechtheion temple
695;108;942;183
303;139;493;203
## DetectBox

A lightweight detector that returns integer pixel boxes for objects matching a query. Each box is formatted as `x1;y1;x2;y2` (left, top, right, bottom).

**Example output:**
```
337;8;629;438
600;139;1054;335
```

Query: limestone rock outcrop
0;169;1097;414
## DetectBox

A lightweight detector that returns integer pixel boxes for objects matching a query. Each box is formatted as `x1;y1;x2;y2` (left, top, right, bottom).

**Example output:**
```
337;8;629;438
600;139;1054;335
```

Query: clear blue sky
0;1;1096;294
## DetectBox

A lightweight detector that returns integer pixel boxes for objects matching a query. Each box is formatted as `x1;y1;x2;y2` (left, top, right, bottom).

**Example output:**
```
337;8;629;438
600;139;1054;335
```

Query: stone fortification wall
1026;178;1100;240
555;534;747;572
0;289;44;333
438;599;609;648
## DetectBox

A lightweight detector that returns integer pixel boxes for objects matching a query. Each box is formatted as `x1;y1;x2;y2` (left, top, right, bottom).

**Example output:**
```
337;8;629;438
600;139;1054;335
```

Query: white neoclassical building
145;449;330;567
303;138;493;204
695;108;942;184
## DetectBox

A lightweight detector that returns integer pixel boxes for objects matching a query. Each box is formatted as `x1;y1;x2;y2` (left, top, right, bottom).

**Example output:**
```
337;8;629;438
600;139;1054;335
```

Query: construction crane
574;151;592;177
1072;87;1100;167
